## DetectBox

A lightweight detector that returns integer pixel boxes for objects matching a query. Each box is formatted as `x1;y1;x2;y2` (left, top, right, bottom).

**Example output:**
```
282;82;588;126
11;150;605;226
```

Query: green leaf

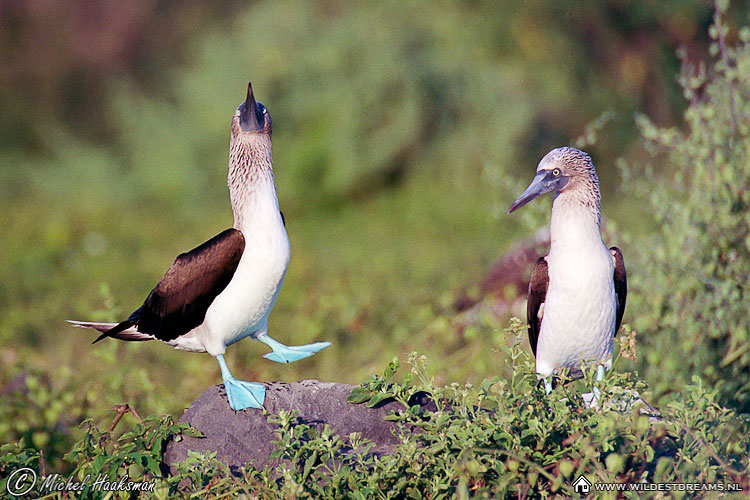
366;393;392;408
93;454;106;473
303;450;319;482
347;387;372;404
384;357;399;383
145;456;161;476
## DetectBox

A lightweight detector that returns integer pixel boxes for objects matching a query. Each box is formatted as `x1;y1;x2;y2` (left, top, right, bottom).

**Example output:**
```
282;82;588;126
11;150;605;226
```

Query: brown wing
527;257;549;357
610;247;627;336
96;229;245;343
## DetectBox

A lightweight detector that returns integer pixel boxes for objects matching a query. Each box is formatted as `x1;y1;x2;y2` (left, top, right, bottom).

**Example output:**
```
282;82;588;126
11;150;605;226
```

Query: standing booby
70;82;331;411
508;147;626;393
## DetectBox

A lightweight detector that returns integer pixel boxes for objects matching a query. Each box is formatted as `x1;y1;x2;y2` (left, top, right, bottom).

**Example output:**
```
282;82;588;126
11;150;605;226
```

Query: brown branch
107;404;131;433
99;404;142;450
39;448;46;478
129;406;143;424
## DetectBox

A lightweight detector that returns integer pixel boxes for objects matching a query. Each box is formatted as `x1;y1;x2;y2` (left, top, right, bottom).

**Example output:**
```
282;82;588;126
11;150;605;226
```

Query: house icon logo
573;475;592;494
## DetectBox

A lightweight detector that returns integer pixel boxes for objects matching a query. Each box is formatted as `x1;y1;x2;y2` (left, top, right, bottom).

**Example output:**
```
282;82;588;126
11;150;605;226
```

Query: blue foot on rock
216;354;265;410
257;334;331;364
223;377;266;410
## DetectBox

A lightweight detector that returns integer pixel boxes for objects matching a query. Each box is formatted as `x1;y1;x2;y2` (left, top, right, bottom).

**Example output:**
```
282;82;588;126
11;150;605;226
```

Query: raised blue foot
257;333;331;364
216;354;265;410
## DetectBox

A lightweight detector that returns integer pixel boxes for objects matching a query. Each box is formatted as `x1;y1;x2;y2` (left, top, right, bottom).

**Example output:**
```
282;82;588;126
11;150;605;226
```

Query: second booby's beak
240;82;265;132
508;169;569;213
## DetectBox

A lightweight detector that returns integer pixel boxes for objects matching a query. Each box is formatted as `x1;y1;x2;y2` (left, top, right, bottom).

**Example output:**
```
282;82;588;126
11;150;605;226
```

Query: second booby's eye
552;168;561;176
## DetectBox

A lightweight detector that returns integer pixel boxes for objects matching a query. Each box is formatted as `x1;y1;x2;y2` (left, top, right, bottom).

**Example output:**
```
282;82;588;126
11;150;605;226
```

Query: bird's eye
552;168;561;176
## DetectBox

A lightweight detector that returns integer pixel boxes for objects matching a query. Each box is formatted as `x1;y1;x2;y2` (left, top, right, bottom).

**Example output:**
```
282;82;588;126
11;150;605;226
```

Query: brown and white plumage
70;83;330;410
78;229;245;344
510;147;627;386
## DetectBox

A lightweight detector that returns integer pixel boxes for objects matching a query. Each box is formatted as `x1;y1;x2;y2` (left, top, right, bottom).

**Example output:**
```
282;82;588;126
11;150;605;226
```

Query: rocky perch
163;380;434;471
163;380;658;472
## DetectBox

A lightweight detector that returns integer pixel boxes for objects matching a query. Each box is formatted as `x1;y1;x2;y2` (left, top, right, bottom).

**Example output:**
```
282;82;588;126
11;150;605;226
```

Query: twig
129;405;143;424
99;404;143;450
519;481;530;500
38;448;46;479
679;423;743;478
107;404;132;433
473;447;574;494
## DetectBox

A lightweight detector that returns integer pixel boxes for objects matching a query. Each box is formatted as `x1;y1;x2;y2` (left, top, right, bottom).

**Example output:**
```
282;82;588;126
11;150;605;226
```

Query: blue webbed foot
216;354;265;410
223;377;266;410
257;334;331;364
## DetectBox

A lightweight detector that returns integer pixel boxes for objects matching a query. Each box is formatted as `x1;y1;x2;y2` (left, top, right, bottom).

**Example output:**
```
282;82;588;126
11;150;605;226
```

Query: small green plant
346;354;429;409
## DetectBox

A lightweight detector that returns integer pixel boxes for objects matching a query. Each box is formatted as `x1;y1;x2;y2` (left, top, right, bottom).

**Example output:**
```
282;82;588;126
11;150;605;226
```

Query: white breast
535;200;616;377
169;184;290;356
206;225;289;342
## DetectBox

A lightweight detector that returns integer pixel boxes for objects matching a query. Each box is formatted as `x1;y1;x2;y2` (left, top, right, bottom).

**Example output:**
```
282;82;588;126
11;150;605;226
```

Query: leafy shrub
0;365;83;473
622;4;750;412
4;322;747;499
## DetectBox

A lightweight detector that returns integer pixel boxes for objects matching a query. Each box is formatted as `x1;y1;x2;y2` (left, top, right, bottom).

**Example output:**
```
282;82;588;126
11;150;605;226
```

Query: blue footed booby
70;82;331;411
509;147;626;394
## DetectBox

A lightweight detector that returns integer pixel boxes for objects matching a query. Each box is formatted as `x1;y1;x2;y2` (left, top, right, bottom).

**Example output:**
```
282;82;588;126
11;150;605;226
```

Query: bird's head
231;81;272;141
228;82;276;194
508;147;599;213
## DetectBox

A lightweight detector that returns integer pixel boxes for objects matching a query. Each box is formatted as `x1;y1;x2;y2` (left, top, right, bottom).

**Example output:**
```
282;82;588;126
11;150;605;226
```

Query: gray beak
240;82;264;132
508;170;568;213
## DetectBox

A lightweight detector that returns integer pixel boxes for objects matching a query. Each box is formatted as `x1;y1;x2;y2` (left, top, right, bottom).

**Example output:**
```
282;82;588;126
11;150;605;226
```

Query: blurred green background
2;0;749;453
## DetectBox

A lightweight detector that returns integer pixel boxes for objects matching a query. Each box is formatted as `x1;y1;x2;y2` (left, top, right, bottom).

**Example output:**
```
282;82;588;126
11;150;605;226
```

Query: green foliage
0;441;44;494
0;365;83;472
63;416;199;493
1;416;200;499
6;324;747;499
346;356;421;408
198;337;750;499
622;5;750;411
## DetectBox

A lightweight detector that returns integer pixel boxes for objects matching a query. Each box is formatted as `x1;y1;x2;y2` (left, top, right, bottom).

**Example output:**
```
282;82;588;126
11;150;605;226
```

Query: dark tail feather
68;319;154;343
93;319;136;343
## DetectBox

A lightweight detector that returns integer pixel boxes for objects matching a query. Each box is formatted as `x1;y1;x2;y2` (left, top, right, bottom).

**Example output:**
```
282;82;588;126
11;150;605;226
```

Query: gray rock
163;380;433;471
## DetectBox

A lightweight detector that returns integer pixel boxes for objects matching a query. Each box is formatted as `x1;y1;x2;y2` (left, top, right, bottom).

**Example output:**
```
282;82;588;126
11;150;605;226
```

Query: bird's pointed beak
508;170;568;213
240;82;264;132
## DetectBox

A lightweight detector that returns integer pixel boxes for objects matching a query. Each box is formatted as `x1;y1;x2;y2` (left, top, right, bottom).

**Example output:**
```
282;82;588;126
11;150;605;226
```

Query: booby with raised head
70;82;331;410
508;147;626;393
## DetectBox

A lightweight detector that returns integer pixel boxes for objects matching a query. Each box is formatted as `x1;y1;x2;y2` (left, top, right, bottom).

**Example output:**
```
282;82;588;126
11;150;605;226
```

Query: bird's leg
544;378;553;394
582;364;606;410
216;354;265;410
256;332;331;364
592;364;605;398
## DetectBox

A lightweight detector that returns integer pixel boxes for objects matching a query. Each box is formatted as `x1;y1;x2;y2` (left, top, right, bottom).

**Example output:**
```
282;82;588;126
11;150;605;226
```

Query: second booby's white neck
549;189;605;257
